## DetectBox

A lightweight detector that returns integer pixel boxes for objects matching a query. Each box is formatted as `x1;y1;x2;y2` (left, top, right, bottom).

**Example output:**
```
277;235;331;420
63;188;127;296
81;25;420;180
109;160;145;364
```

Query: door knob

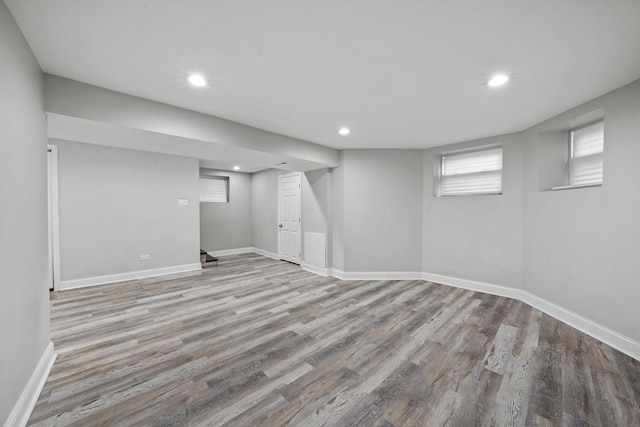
279;224;283;228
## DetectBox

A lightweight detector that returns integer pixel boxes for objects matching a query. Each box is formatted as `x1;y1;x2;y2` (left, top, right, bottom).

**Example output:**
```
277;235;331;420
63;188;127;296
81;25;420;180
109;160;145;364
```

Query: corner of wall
3;342;56;427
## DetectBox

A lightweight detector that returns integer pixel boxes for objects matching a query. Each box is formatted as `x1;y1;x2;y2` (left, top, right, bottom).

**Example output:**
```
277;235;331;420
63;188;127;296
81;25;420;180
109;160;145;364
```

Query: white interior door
278;172;301;264
47;144;61;290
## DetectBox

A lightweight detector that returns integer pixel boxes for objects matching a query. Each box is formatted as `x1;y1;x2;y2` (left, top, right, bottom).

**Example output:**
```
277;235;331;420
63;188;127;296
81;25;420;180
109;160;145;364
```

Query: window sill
551;183;602;191
438;192;503;197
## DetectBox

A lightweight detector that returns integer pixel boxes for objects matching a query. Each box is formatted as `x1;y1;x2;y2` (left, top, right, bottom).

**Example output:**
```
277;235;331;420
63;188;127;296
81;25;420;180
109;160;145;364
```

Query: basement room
2;1;640;426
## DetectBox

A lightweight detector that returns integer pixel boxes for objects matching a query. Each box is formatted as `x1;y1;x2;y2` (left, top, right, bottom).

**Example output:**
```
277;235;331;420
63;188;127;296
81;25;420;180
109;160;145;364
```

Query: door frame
277;172;302;264
47;144;61;290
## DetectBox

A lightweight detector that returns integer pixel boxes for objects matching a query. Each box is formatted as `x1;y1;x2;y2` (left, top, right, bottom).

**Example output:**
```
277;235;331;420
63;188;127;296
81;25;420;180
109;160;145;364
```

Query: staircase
200;249;218;268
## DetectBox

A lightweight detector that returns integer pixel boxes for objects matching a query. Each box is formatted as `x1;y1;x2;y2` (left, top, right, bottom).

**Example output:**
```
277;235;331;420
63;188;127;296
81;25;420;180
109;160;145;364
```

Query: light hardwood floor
29;254;640;426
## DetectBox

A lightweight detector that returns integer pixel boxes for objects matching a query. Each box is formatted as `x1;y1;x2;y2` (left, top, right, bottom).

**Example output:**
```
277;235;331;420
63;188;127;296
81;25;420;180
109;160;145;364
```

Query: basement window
569;120;604;187
199;176;229;203
438;146;503;196
551;120;604;191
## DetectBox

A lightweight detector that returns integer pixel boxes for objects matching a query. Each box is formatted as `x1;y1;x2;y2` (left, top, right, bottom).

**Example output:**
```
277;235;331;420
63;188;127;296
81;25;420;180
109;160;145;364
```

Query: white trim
318;267;640;360
521;290;640;361
421;272;521;300
332;270;423;281
277;171;304;179
303;232;327;271
551;183;602;191
252;247;279;260
329;268;345;280
301;262;330;277
207;247;253;257
59;263;202;290
5;341;57;427
421;272;640;361
207;247;280;261
47;144;61;290
57;249;285;292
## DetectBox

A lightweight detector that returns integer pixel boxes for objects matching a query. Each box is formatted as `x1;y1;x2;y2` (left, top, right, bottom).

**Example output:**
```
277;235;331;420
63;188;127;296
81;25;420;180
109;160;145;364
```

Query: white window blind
440;146;503;196
199;176;229;203
570;121;603;186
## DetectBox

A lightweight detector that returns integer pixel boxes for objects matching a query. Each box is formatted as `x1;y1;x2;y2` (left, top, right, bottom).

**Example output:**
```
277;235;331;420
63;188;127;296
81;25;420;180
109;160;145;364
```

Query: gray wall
44;75;339;171
250;168;332;263
251;169;280;255
302;169;330;236
342;150;424;272
417;79;640;343
200;169;252;252
422;133;524;287
54;140;200;281
1;8;637;423
0;3;50;423
330;154;345;271
302;168;332;267
522;79;640;342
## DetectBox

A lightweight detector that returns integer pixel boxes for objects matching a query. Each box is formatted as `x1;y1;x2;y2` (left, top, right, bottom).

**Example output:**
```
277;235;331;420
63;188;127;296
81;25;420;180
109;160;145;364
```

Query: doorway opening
47;144;61;290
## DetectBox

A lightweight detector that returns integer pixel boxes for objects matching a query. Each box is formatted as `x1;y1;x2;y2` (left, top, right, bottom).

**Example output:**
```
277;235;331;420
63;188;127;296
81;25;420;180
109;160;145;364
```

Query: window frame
199;175;229;203
437;144;503;197
568;119;604;187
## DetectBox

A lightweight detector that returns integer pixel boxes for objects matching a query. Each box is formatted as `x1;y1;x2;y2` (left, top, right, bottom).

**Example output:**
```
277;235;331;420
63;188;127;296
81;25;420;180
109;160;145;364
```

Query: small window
569;120;603;186
199;176;229;203
438;146;503;196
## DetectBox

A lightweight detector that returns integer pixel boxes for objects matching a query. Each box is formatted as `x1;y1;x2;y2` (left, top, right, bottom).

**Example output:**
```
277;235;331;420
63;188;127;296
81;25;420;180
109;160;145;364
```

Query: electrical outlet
140;254;150;261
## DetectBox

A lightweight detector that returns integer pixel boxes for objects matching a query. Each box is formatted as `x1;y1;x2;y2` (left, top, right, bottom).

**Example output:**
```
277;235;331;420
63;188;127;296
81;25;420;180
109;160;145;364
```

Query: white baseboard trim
331;270;423;281
251;247;279;260
5;341;56;427
301;262;330;277
520;290;640;362
421;272;521;300
421;271;640;361
207;247;253;257
206;247;280;260
59;263;202;290
329;268;345;280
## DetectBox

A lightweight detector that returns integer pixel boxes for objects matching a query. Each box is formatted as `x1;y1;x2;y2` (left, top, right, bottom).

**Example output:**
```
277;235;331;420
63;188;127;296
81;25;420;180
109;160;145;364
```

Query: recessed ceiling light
339;127;351;136
188;74;207;87
487;74;509;87
233;166;240;171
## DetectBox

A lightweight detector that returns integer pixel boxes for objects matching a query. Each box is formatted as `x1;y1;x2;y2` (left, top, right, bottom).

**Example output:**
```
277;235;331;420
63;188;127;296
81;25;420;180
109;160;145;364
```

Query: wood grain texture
28;254;640;426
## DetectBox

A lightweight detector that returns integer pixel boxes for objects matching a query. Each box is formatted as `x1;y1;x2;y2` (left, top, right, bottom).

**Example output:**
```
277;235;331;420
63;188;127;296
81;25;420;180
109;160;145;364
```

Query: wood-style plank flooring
29;254;640;426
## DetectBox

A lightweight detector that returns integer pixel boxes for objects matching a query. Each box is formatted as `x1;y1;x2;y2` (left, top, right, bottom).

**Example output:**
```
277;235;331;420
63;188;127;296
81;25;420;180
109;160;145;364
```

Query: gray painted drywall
342;150;423;272
0;15;635;427
302;169;331;267
330;154;345;271
54;140;200;280
250;168;332;264
422;133;524;287
419;80;640;343
302;169;330;236
200;170;252;252
44;75;339;170
522;79;640;342
251;169;280;255
0;3;50;423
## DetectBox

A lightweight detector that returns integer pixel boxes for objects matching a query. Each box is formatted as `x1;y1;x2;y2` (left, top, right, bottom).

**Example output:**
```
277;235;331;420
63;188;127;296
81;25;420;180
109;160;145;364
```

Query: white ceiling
6;0;640;151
